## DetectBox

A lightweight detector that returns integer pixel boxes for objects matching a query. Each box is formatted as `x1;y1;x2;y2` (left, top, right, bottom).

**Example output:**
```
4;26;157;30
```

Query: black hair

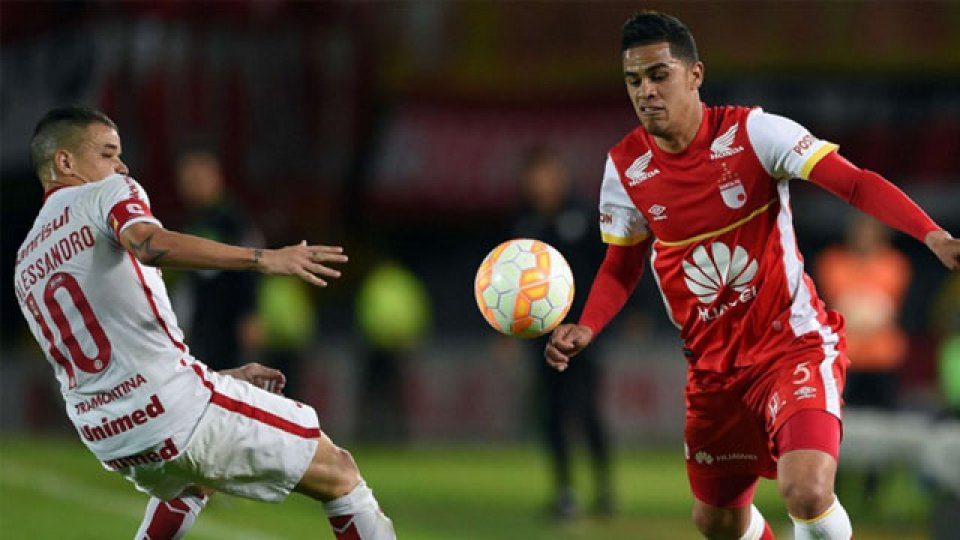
520;144;563;175
621;11;698;65
30;106;117;180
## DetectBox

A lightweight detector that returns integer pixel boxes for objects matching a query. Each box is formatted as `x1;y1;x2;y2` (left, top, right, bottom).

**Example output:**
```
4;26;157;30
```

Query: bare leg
294;433;395;539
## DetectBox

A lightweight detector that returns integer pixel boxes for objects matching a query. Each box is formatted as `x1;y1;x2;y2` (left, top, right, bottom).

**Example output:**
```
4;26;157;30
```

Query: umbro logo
626;150;660;186
648;204;668;221
710;123;745;160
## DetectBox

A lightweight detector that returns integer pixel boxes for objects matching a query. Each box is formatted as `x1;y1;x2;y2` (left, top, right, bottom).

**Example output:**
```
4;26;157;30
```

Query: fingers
544;344;570;372
550;325;576;350
306;262;342;279
543;324;593;372
258;377;286;394
307;245;348;263
297;268;328;287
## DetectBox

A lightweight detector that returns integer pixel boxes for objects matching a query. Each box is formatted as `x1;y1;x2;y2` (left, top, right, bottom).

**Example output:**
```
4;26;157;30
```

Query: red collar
42;185;71;204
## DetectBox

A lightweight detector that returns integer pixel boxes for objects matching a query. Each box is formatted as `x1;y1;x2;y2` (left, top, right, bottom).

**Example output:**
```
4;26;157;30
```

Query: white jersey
14;174;211;462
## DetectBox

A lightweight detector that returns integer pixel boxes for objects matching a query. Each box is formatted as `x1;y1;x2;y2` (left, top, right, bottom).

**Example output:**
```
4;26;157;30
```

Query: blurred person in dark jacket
512;146;613;520
174;143;264;371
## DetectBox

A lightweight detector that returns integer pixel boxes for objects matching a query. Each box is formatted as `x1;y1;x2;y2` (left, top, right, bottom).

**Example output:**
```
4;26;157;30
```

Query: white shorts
116;366;320;502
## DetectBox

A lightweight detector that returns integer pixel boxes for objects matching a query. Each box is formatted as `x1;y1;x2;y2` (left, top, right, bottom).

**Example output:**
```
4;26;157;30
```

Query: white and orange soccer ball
474;238;575;338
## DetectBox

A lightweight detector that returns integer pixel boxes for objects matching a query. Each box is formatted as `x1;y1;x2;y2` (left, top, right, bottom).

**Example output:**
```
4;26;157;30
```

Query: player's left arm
744;109;958;271
808;151;959;270
120;221;347;287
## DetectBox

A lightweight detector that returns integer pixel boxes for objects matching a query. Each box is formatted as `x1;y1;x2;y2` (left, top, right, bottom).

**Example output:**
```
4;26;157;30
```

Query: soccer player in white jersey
14;107;396;540
544;12;960;540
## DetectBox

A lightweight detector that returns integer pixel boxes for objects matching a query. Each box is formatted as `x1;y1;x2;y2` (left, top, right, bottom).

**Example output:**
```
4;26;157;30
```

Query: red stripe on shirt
127;252;187;352
42;185;70;204
189;363;320;440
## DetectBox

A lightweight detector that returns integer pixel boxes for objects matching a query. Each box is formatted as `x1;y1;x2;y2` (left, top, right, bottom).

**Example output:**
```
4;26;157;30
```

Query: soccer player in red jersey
545;12;960;540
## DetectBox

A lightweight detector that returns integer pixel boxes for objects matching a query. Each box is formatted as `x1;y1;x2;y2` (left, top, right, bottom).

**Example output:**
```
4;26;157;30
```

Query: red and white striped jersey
599;105;841;372
14;174;210;461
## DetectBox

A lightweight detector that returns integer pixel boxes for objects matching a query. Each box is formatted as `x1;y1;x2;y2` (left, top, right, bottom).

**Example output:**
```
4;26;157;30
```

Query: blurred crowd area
2;1;959;444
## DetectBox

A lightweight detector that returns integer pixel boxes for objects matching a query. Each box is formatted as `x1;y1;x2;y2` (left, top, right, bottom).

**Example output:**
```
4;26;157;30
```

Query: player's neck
652;102;703;154
45;175;91;193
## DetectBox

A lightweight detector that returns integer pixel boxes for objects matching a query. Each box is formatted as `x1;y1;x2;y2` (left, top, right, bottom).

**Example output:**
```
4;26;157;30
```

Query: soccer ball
474;238;575;338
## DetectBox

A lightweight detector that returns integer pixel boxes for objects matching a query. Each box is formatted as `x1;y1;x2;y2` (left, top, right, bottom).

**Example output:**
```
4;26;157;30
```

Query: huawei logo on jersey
710;123;744;160
625;150;660;186
682;242;758;321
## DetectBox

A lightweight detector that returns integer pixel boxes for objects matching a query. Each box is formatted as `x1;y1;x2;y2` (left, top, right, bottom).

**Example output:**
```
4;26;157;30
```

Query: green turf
0;436;930;539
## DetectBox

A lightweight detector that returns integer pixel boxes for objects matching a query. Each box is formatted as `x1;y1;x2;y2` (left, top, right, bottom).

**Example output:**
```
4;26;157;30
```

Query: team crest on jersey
710;123;744;160
625;150;660;186
718;163;747;209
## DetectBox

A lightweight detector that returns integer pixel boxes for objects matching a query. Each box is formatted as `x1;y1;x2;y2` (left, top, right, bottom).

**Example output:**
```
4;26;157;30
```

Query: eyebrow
624;62;671;77
103;143;121;152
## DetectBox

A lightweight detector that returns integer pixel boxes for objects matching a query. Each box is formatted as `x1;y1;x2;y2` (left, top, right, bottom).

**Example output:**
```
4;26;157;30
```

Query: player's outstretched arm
925;230;960;271
808;152;958;270
120;222;347;287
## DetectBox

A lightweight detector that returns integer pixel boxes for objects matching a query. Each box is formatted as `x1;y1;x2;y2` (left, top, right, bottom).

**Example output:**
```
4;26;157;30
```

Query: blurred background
2;2;959;539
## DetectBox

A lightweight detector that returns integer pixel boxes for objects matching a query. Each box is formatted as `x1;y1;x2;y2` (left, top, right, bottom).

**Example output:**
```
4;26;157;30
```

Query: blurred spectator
173;143;264;371
816;213;911;500
928;273;960;540
512;146;612;520
931;273;960;417
355;259;432;442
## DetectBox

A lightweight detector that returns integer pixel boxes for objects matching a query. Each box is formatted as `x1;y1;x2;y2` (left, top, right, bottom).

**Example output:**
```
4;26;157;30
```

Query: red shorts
684;325;848;505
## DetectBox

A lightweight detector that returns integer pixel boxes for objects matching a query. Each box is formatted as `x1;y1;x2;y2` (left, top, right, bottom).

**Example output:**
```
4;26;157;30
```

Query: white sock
135;492;207;540
790;495;853;540
737;505;766;540
324;480;396;540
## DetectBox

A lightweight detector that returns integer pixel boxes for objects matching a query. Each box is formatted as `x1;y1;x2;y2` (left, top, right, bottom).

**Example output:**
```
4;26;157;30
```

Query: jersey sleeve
92;175;162;244
745;108;839;181
598;155;650;246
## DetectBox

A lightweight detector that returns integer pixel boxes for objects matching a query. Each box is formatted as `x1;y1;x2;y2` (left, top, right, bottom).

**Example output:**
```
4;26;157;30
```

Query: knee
327;445;361;497
778;474;834;519
297;437;362;502
691;505;742;540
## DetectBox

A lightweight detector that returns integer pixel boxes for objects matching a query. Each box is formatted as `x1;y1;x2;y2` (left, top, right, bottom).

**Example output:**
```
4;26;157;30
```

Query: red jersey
598;105;840;373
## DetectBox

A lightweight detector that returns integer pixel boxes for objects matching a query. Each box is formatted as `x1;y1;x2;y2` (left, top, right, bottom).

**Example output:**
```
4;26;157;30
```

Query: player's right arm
545;153;651;371
546;240;650;371
120;222;347;287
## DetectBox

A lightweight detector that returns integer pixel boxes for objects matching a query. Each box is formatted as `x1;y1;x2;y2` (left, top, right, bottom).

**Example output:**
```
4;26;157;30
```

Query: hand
258;240;348;287
925;230;960;271
221;362;287;394
544;324;594;372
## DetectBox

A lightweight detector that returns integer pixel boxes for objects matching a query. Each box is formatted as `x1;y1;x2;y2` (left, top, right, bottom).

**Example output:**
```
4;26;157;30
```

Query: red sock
328;515;362;540
136;493;207;540
761;519;775;539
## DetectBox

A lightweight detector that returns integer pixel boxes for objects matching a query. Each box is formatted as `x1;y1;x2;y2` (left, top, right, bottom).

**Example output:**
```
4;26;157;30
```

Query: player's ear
53;148;74;177
689;61;704;91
